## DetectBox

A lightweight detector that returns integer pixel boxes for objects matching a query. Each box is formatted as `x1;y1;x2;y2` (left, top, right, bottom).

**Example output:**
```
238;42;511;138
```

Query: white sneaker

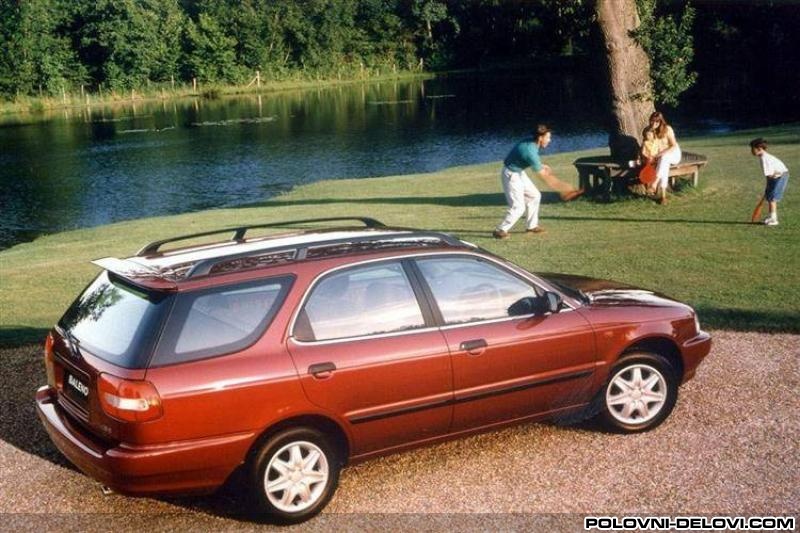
764;217;779;226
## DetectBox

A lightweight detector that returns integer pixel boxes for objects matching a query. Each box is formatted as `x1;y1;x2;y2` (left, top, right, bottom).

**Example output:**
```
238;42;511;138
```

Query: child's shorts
765;172;789;202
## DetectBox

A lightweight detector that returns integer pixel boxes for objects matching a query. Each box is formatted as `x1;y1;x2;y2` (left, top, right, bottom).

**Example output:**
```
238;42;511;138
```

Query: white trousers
656;146;682;190
497;166;541;231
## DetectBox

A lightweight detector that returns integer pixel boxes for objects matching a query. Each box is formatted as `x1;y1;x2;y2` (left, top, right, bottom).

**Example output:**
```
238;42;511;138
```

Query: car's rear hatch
49;271;174;443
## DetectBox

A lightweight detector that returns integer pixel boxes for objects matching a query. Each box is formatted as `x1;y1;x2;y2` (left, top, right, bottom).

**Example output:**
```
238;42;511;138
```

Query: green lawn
1;125;798;346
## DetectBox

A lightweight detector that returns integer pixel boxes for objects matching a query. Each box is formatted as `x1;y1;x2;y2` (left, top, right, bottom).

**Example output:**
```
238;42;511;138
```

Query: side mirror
508;292;562;316
508;296;536;316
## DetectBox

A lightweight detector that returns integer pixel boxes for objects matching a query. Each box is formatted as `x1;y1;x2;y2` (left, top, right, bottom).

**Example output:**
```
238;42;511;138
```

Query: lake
0;71;790;249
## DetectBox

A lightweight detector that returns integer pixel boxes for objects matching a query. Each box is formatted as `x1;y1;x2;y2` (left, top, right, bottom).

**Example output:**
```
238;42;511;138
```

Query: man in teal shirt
493;124;552;239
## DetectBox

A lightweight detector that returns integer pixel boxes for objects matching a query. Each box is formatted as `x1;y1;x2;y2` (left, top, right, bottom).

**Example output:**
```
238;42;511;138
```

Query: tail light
98;373;163;423
44;333;56;389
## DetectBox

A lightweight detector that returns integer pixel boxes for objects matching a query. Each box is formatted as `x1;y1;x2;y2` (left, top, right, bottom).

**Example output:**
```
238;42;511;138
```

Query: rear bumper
36;386;255;496
680;330;712;383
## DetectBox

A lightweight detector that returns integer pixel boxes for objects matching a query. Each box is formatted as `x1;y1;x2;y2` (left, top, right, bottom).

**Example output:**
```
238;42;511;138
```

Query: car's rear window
58;272;174;369
152;276;292;366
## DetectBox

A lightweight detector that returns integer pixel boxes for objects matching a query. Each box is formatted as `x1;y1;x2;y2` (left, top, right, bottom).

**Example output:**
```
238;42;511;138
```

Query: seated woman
648;111;681;205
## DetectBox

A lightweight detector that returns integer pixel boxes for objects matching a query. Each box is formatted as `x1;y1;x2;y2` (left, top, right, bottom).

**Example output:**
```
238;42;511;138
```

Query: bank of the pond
0;69;436;117
1;125;798;346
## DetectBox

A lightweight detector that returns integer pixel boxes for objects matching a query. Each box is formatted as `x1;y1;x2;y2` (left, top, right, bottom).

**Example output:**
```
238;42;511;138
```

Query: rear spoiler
91;257;178;291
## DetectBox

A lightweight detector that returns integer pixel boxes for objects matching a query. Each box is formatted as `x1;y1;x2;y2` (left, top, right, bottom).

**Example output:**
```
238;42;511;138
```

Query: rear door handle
308;362;336;378
460;339;488;356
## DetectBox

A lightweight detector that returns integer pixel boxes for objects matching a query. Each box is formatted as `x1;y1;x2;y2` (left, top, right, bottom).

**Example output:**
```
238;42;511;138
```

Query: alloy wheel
264;440;329;513
605;363;668;425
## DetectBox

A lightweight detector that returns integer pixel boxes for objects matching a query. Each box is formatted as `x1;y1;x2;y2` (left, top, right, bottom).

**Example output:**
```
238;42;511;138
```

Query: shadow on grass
694;306;800;334
0;326;49;348
246;192;516;208
248;193;761;227
540;215;755;226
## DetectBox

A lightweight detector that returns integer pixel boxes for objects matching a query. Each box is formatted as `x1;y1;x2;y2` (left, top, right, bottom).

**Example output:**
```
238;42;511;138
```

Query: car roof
91;218;476;291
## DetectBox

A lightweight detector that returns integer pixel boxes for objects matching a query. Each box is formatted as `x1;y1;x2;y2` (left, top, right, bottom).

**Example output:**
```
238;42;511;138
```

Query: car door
413;255;596;432
286;259;453;456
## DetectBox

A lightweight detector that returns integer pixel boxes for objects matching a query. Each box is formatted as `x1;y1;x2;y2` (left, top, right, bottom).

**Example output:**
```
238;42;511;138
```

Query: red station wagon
36;217;711;523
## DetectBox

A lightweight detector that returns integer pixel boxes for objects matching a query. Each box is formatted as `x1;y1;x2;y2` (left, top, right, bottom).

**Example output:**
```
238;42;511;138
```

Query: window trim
287;251;577;345
290;259;432;343
150;274;295;368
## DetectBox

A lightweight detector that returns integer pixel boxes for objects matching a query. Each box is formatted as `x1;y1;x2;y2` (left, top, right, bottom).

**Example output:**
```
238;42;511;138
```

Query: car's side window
416;257;538;325
154;277;292;365
295;261;426;342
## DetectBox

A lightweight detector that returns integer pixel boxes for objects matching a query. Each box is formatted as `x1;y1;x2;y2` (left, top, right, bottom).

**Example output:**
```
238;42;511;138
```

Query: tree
404;0;459;68
634;0;697;107
183;12;240;83
0;0;86;96
595;0;655;160
72;0;186;90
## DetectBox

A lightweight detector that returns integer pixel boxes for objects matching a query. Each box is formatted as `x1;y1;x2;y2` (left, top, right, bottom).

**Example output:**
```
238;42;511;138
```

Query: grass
1;125;798;347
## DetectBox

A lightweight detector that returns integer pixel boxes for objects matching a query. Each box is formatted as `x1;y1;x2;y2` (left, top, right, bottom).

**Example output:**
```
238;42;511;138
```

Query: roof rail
185;230;466;278
136;217;386;257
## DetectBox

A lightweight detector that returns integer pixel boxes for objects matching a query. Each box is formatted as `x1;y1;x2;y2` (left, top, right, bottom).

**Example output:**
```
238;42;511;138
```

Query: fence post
193;78;197;92
171;75;175;90
256;70;261;88
62;86;67;104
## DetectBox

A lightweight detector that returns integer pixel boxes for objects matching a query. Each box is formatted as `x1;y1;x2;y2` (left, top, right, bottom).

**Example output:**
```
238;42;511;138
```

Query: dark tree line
0;0;797;111
0;0;592;96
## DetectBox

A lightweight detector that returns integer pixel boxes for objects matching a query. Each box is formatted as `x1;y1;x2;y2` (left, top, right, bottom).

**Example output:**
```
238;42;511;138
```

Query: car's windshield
58;272;173;369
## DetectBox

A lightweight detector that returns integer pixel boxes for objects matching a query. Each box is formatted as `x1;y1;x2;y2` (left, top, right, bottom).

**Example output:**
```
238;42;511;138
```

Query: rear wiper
64;330;83;360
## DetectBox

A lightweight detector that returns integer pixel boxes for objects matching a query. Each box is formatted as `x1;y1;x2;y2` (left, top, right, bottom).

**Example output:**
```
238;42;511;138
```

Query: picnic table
573;152;708;196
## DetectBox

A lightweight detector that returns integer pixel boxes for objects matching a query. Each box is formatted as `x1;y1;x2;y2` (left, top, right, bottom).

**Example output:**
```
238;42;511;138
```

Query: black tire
594;351;679;433
249;427;340;525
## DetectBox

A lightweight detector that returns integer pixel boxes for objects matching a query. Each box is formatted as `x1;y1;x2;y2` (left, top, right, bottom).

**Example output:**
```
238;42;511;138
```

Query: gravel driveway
1;331;797;531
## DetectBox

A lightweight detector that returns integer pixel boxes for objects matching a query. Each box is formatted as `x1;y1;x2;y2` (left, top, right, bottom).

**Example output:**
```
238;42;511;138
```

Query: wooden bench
574;152;708;195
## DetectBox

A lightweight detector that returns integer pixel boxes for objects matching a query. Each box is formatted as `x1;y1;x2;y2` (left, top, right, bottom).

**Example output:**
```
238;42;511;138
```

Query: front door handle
309;362;336;378
460;339;488;356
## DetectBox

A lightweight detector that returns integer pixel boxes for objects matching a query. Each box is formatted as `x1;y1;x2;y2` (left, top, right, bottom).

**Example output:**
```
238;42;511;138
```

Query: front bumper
35;386;256;495
680;330;712;383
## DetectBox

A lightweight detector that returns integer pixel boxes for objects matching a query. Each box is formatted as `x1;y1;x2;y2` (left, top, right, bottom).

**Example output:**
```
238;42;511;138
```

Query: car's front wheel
250;427;340;524
597;352;679;432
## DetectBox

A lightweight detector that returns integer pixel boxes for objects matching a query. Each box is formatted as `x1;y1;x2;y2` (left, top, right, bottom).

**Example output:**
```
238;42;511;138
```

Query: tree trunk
595;0;655;160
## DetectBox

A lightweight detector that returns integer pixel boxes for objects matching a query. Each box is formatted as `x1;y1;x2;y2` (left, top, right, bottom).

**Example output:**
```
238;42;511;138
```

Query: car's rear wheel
250;427;340;524
597;352;678;432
